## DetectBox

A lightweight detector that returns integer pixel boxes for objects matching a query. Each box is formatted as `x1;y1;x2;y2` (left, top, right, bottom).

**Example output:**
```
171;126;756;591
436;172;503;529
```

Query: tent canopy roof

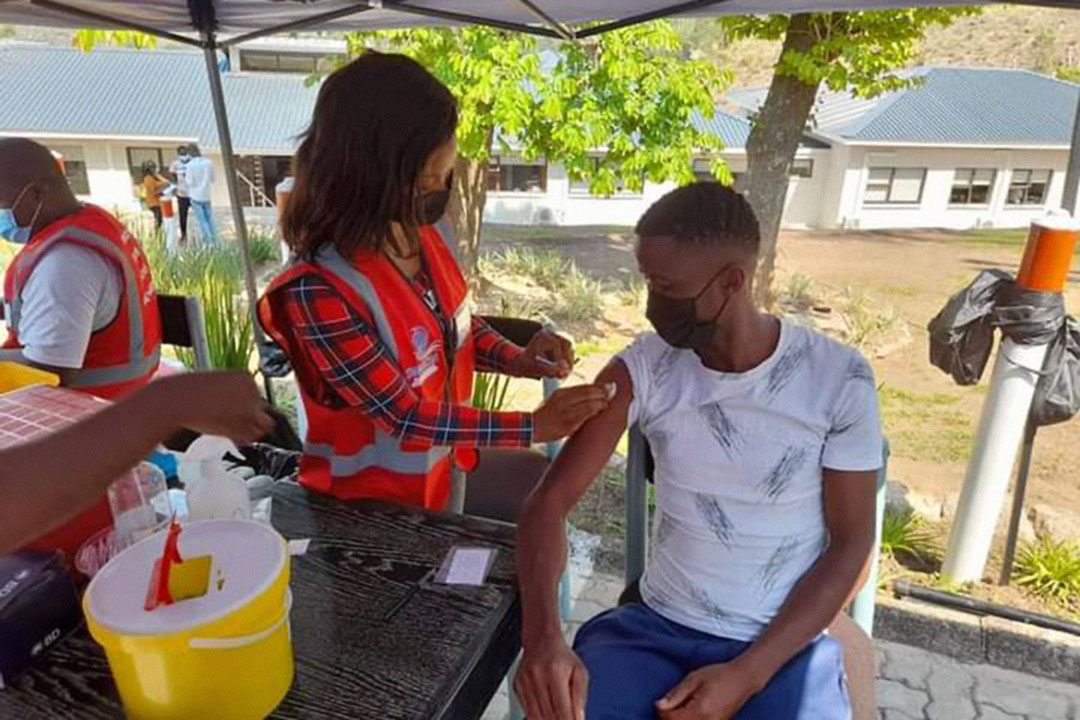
0;0;1043;45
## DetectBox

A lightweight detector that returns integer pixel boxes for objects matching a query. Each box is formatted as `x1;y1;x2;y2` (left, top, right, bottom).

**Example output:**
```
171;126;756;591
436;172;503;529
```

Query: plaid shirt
280;273;533;450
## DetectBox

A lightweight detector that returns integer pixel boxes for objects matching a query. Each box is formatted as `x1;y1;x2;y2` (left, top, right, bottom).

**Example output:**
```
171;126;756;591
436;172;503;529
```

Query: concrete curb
875;593;1080;684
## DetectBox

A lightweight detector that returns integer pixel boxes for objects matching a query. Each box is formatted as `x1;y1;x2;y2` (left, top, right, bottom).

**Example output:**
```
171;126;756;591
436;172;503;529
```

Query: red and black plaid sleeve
281;274;533;450
472;317;525;374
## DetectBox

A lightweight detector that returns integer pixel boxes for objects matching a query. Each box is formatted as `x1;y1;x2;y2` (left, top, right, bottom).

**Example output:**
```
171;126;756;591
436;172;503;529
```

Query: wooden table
0;482;521;719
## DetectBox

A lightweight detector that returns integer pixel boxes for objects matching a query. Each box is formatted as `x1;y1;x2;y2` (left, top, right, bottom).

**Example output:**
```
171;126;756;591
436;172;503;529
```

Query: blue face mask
0;184;42;245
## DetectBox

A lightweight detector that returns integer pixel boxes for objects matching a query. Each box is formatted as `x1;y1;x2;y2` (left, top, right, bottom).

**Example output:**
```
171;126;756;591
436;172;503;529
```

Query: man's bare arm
515;359;632;720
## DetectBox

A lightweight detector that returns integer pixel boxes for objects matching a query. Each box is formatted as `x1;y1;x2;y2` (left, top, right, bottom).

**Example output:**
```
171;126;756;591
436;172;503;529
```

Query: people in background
515;183;882;720
184;143;218;245
0;371;272;555
169;144;192;242
141;161;170;231
258;52;609;523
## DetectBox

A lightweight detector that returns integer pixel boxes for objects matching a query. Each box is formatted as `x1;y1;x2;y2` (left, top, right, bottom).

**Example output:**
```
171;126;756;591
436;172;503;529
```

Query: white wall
827;145;1070;230
483;149;828;229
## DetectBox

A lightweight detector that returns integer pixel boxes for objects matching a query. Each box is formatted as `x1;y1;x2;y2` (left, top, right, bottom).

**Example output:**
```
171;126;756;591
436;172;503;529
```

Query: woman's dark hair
282;51;458;259
636;181;761;255
142;161;156;176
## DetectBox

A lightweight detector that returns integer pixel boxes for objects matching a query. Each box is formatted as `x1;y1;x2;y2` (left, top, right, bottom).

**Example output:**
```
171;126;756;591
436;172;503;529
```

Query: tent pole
201;32;274;403
1063;89;1080;216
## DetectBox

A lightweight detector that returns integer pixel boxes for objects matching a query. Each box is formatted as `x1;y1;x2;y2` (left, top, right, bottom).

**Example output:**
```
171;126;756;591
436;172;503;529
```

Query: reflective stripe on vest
306;242;466;478
7;226;154;389
304;435;451;476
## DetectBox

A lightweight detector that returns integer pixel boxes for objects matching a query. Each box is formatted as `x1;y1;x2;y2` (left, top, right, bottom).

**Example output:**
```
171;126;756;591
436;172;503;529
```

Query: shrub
880;507;938;561
472;372;512;411
1014;535;1080;607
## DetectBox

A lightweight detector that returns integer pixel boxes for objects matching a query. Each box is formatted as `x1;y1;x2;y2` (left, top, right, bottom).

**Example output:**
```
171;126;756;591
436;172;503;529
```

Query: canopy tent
0;0;1077;398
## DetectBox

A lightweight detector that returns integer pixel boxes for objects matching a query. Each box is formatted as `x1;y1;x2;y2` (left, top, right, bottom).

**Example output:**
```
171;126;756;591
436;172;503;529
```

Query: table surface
0;482;521;720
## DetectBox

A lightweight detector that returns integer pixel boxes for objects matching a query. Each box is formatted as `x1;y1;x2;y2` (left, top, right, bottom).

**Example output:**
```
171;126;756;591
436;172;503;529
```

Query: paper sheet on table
435;547;495;585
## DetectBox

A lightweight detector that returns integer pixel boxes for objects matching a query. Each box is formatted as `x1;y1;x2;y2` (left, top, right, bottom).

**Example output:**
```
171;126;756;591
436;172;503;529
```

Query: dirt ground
478;225;1080;545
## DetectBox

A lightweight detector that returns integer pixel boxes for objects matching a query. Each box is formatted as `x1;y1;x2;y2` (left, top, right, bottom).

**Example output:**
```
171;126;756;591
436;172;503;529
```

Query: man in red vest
0;137;162;559
0;138;161;399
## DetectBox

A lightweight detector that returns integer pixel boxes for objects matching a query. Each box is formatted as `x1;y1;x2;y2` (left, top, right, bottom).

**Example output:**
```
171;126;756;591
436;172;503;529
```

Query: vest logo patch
406;326;440;388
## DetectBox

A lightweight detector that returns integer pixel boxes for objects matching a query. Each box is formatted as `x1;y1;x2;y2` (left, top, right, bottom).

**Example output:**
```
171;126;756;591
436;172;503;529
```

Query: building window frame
949;168;997;206
863;166;927;206
789;158;814;179
49;145;91;196
125;147;166;184
1006;168;1052;207
486;155;548;195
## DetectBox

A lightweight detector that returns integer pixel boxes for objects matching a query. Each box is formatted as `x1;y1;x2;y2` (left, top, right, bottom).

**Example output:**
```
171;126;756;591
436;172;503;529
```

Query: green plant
880;507;938;561
551;268;606;324
839;287;899;349
784;273;817;308
484;246;570;292
471;372;512;411
618;276;647;309
246;226;281;266
1015;535;1080;606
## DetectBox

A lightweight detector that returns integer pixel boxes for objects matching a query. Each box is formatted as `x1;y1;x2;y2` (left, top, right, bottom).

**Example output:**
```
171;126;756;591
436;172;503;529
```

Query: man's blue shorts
573;603;850;720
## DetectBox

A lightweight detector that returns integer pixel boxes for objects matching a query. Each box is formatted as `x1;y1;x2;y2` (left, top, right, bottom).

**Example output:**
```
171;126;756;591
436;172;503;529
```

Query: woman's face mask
645;266;731;350
418;170;453;225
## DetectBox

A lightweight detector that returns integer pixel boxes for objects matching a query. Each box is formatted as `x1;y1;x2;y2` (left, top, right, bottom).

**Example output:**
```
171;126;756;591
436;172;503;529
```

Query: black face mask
418;171;453;225
646;267;731;350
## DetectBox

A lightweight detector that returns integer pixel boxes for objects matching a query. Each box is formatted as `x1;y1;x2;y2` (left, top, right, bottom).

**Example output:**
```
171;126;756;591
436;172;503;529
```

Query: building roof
0;43;827;157
728;67;1080;147
0;43;318;154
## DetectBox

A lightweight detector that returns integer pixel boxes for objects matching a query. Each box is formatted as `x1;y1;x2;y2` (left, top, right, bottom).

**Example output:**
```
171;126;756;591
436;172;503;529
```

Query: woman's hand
532;384;611;443
511;329;575;380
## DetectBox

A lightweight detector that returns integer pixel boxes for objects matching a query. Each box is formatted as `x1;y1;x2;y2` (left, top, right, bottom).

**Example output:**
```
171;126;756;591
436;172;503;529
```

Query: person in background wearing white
515;183;882;720
0;371;273;555
168;145;192;243
184;143;218;246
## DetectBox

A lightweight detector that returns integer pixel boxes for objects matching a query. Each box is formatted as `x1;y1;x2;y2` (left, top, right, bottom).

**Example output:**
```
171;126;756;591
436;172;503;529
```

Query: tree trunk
448;156;488;280
743;13;822;307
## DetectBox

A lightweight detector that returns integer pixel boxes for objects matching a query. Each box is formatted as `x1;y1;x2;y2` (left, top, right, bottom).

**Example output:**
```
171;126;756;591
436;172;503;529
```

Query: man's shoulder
786;320;867;368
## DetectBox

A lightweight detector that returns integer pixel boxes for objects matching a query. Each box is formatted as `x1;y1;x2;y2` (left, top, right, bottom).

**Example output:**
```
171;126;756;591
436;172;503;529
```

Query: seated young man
515;183;882;720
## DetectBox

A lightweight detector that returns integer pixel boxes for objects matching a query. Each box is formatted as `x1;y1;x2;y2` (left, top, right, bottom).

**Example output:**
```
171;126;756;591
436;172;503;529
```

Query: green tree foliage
72;29;157;53
719;9;980;303
347;23;730;274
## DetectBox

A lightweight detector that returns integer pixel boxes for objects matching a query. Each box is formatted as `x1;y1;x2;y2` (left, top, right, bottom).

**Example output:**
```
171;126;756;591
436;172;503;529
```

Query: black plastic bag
928;270;1011;385
258;338;293;379
1031;317;1080;428
993;282;1064;346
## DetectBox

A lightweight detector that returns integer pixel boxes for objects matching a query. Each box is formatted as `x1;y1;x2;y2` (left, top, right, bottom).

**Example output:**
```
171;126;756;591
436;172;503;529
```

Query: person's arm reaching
0;372;273;554
282;276;606;448
515;359;632;720
655;469;876;719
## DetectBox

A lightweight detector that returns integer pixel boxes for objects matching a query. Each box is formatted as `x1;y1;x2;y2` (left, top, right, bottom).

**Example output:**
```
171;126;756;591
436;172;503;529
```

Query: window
239;50;334;74
569;158;643;196
126;147;165;183
49;145;90;195
693;157;715;183
863;167;926;205
789;158;814;178
950;168;996;205
486;157;547;193
1007;169;1052;206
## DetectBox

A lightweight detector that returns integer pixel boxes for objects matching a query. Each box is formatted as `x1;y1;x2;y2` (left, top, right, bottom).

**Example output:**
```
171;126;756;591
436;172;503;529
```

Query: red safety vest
3;204;162;563
259;221;476;510
3;204;162;399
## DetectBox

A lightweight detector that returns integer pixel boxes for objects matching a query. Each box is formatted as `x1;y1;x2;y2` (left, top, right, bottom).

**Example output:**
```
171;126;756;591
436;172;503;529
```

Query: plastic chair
156;294;212;370
624;427;891;636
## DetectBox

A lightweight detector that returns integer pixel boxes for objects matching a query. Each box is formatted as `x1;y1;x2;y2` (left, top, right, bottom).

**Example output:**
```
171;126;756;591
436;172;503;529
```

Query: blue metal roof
0;43;318;153
729;67;1080;146
838;68;1079;145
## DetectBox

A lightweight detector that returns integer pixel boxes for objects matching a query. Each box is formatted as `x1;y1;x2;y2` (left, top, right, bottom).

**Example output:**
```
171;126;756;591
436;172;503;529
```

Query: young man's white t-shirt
184;156;215;203
618;318;882;642
15;244;123;369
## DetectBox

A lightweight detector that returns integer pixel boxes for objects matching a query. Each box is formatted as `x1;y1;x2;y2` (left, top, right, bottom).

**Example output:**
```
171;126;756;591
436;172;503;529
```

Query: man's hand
655;661;765;720
511;328;574;379
514;637;589;720
151;371;274;443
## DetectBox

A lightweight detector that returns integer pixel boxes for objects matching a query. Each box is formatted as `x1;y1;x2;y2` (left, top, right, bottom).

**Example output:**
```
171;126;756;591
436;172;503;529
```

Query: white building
1;41;1075;232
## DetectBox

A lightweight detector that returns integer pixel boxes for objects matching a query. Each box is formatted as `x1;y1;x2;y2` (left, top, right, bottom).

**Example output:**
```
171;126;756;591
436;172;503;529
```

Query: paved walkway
484;571;1080;720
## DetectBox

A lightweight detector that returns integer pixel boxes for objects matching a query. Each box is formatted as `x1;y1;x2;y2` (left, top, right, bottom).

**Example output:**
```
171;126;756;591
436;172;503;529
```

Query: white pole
942;340;1049;582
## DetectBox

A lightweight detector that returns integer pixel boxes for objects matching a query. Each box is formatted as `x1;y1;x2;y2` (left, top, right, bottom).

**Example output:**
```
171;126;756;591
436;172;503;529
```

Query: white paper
288;538;311;556
444;548;493;585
